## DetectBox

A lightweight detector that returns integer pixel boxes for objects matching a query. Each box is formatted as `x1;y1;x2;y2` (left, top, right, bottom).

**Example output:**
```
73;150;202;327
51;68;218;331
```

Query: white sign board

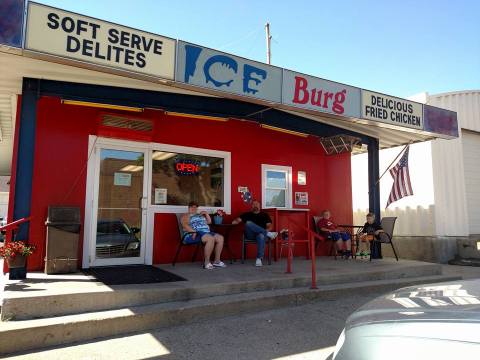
282;70;361;118
154;188;167;204
295;192;308;206
176;41;283;102
362;90;423;130
25;2;176;79
113;172;131;186
297;171;306;185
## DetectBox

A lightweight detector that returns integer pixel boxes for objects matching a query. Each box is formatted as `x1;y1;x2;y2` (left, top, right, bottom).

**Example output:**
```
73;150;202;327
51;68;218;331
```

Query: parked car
96;219;140;258
332;279;480;360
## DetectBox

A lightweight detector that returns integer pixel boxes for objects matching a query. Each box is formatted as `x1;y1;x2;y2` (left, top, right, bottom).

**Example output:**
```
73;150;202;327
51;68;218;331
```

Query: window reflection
151;151;224;206
388;284;480;309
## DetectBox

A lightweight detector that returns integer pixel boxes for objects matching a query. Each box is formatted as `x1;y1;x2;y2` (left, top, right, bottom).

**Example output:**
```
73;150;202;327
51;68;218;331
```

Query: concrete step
2;262;443;321
0;274;459;355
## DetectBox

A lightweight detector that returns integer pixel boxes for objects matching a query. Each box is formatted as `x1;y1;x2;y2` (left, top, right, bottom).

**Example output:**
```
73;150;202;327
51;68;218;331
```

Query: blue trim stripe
13;79;38;240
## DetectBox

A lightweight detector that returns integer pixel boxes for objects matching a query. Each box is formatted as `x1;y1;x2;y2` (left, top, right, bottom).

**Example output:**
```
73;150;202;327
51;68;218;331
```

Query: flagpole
373;143;410;189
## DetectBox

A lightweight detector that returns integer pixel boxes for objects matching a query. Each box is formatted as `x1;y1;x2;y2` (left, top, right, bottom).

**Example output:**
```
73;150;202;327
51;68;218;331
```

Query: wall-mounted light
165;111;228;122
261;124;309;138
62;99;143;113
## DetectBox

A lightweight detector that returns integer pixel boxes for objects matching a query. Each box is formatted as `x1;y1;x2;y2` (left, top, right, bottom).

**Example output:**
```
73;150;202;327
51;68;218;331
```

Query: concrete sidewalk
1;263;477;359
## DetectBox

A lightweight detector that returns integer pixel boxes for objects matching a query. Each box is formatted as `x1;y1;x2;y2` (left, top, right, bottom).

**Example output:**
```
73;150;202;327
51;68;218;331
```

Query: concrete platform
0;257;460;354
2;257;445;320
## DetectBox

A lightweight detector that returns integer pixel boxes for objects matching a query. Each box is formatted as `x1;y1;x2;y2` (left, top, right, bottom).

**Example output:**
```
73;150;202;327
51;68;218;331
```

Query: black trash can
45;206;81;274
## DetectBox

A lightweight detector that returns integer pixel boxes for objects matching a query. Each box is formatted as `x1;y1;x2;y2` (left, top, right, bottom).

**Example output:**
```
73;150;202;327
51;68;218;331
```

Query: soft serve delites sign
176;41;282;102
25;2;176;79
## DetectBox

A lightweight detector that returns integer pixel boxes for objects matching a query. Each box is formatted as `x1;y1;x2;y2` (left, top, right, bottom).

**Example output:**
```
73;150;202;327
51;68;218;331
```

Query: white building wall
462;130;480;234
429;91;480;236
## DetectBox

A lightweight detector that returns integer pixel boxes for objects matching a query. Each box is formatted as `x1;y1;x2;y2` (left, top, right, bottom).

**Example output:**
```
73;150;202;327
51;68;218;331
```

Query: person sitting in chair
357;212;384;258
232;200;278;267
317;210;352;258
181;201;226;270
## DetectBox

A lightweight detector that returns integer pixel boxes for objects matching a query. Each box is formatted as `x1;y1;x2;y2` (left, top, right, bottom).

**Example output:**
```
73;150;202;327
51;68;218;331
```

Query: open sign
175;160;200;176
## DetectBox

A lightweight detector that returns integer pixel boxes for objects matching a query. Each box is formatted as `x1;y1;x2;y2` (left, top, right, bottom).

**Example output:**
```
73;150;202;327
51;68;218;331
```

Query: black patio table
211;223;237;264
337;224;364;259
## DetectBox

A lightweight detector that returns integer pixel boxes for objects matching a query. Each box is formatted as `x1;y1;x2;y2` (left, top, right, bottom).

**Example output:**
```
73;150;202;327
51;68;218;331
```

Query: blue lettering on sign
204;55;237;87
184;44;268;95
243;64;266;95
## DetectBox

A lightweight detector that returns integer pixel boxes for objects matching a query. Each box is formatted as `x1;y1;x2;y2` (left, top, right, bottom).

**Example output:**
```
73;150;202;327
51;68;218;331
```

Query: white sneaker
204;263;214;270
255;258;263;267
267;232;278;239
213;261;227;268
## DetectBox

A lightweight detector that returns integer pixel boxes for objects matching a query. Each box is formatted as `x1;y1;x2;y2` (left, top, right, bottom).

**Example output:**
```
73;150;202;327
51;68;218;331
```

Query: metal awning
0;50;441;173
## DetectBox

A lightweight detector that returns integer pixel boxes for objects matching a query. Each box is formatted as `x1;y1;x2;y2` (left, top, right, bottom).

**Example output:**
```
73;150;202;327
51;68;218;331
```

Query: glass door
91;147;147;266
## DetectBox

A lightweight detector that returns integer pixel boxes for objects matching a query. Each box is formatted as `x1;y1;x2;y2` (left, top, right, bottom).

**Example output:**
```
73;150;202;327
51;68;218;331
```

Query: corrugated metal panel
462;130;480;234
431;136;469;236
429;90;480;132
428;91;479;237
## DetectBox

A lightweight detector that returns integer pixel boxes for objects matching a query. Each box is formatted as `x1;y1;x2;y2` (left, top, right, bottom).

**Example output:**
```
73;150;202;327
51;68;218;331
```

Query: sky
36;0;479;98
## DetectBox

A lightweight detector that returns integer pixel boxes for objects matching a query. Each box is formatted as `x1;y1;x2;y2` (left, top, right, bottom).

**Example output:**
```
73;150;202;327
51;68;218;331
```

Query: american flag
386;146;413;208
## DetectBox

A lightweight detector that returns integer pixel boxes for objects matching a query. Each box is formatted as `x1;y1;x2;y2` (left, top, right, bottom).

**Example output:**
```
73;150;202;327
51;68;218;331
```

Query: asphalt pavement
4;289;385;360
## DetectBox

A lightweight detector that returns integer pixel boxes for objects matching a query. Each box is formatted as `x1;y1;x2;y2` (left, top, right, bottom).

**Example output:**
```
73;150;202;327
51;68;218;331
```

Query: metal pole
265;22;272;64
310;230;317;289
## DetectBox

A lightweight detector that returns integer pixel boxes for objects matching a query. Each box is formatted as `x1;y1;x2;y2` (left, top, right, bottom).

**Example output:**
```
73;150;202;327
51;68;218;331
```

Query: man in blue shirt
181;201;226;270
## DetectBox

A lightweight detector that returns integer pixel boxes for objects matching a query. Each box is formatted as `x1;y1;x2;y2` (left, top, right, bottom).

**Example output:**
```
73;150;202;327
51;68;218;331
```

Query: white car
332;279;480;360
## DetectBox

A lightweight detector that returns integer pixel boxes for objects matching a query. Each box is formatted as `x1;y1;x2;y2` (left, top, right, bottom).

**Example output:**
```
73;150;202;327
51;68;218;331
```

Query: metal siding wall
462;130;480;234
431;137;469;236
428;91;478;237
429;91;480;132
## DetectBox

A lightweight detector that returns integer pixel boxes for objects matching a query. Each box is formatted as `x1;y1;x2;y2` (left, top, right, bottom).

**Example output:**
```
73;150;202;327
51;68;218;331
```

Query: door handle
140;197;148;210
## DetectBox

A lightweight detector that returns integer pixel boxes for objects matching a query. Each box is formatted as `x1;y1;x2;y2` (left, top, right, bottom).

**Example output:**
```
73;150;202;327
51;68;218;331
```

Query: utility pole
265;22;272;64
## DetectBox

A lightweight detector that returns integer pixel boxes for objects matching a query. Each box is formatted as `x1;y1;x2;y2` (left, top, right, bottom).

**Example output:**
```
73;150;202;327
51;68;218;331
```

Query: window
262;164;292;208
151;150;226;208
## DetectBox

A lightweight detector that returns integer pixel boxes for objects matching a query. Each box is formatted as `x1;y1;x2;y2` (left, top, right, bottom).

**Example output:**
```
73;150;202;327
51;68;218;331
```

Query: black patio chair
241;231;272;265
370;216;398;261
172;213;203;266
312;216;337;258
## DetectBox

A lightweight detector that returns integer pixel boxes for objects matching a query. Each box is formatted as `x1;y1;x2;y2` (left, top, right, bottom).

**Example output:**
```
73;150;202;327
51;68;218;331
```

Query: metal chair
312;216;336;258
172;213;203;266
241;232;272;265
370;216;398;261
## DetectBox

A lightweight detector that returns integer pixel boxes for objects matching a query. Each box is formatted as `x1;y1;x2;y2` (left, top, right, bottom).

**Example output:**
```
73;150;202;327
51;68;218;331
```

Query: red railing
284;217;328;290
0;217;33;242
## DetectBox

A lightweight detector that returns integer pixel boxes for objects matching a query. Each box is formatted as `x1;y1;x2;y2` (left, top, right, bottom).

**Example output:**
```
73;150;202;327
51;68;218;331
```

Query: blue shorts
184;231;217;244
331;232;351;241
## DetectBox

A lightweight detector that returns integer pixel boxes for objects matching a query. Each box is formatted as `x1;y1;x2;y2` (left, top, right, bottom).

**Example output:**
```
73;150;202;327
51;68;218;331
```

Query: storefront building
0;1;458;271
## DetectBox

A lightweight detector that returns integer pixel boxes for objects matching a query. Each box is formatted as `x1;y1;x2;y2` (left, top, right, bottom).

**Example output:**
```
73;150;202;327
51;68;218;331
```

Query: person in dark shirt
232;200;278;267
357;212;384;258
317;210;352;258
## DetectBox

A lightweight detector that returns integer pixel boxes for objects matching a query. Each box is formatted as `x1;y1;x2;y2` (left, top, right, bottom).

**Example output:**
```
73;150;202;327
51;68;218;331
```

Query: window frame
148;143;231;214
261;164;292;209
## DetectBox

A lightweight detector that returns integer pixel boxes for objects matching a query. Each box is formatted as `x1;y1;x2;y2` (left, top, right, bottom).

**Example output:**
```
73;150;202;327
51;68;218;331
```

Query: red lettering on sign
175;162;200;174
291;75;347;115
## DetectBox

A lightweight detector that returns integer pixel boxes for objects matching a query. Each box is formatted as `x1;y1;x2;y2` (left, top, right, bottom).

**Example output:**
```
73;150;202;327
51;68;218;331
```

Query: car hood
347;279;480;329
96;234;138;247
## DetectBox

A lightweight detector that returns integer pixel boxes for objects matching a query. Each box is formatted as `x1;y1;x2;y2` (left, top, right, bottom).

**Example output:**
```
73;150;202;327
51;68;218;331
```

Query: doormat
83;265;187;285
